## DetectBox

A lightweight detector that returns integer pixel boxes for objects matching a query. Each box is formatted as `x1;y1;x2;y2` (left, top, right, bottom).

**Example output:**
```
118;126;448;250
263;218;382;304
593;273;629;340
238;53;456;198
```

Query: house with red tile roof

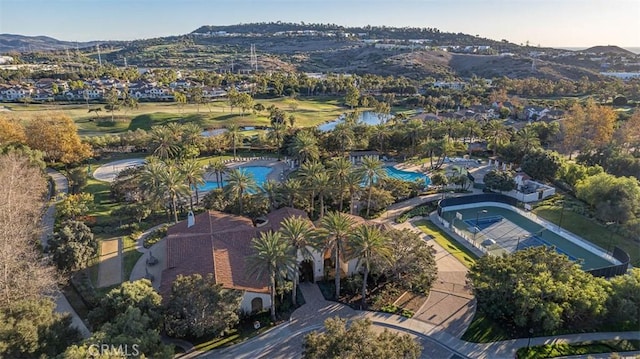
160;207;385;313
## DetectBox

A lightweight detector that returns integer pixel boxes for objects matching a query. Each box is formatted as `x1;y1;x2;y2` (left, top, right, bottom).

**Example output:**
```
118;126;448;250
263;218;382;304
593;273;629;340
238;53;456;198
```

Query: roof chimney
187;211;195;228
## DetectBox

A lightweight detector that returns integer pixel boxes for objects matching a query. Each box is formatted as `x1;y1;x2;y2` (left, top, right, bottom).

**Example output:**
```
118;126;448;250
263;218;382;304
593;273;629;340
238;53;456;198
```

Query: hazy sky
1;0;638;48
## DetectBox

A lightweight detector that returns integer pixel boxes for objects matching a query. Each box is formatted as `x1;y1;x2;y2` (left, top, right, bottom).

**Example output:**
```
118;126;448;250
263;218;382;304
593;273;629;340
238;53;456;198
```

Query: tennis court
443;206;612;270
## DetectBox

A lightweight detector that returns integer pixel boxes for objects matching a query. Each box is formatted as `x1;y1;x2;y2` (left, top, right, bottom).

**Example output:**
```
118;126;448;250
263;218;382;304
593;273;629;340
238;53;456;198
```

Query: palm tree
179;159;206;210
207;159;227;189
349;224;391;308
371;124;390;153
296;161;324;218
357;156;387;217
281;178;302;208
289;131;320;164
317;212;355;301
262;180;280;211
279;216;315;305
345;171;364;215
484;120;511;155
515;126;541;153
332;123;355;154
313;171;331;218
403;119;423;156
247;231;296;321
224;168;258;214
267;122;287;159
328;157;353;212
150;126;180;160
140;157;167;210
226;123;243;160
159;164;190;223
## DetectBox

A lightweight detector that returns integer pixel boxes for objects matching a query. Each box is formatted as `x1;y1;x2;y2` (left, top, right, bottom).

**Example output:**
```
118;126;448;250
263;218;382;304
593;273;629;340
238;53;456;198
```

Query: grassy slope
533;205;639;267
413;219;478;268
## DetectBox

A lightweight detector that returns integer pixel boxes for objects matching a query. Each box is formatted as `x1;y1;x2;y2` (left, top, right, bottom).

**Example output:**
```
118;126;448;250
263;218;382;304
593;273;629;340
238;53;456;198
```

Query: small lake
318;111;392;132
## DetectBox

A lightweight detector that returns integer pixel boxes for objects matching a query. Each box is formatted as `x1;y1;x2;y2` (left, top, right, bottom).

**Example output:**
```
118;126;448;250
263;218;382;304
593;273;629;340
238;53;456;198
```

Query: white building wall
298;246;325;282
240;291;271;314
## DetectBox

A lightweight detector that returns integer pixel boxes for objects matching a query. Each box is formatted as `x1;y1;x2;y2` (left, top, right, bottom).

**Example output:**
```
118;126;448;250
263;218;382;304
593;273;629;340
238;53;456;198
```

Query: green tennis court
441;206;613;270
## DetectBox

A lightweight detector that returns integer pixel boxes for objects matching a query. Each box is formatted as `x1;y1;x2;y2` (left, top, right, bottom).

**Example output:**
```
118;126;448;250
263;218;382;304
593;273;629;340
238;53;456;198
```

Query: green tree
521;149;562;182
303;317;421;359
104;88;120;122
318;212;356;300
149;126;180;160
49;220;98;273
207;158;227;189
281;178;303;208
344;85;360;110
247;231;296;321
576;172;640;224
56;192;94;222
349;225;391;308
468;246;609;333
357;156;387;217
483;120;511;156
173;91;187;113
224;168;258;215
483;170;516;193
279;216;315;306
161;163;190;223
68;167;88;194
0;299;81;358
165;274;242;338
606;268;640;330
88;279;163;329
384;228;437;293
297;161;324;217
430;171;448;195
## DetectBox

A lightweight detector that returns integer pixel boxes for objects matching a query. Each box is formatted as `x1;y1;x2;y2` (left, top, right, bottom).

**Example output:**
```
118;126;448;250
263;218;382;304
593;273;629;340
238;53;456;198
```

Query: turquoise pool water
198;166;273;191
384;166;431;186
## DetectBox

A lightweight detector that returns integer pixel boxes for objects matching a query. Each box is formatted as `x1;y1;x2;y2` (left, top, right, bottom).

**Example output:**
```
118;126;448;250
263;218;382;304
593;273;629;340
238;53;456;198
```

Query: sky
0;0;638;48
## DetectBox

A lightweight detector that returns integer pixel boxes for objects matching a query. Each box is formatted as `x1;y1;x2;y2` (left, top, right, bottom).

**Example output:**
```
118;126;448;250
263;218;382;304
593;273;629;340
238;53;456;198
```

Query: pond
317;111;392;132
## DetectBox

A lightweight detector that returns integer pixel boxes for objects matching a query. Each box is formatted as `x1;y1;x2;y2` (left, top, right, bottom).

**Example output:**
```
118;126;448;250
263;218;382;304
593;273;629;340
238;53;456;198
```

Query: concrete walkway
97;238;122;287
43;168;91;338
129;224;169;289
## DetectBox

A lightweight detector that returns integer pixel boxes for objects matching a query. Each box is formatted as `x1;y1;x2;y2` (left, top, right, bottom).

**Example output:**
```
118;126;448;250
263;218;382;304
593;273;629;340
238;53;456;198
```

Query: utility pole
97;44;102;66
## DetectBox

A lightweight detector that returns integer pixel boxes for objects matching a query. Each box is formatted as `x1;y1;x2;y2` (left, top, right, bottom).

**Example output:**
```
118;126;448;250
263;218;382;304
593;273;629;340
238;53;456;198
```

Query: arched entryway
251;297;263;313
299;260;314;283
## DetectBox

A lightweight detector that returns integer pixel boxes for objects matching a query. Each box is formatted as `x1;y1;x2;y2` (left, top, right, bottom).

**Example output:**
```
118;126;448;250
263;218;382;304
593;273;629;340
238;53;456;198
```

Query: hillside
0;34;99;53
581;45;635;56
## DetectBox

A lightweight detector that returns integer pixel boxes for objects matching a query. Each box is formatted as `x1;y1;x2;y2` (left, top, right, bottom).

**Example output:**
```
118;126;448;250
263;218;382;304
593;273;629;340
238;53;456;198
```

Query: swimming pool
384;166;431;186
198;166;273;191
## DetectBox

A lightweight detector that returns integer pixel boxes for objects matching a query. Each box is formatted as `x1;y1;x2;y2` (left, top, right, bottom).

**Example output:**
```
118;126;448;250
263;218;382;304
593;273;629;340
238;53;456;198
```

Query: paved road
43;168;91;338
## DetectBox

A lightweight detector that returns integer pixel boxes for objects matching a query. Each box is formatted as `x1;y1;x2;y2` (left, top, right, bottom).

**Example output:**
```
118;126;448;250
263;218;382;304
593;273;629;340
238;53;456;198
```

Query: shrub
70;272;98;308
395;201;438;223
143;225;168;249
400;309;414;318
381;304;399;314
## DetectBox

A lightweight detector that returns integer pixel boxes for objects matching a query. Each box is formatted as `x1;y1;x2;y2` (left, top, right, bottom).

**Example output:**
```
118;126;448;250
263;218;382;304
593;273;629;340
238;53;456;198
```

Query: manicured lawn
461;312;511;343
516;339;640;359
122;234;143;281
533;205;639;266
414;219;478;268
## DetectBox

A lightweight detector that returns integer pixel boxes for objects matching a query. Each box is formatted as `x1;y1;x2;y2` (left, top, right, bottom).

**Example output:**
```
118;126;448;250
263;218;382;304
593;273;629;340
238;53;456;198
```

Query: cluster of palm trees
247;212;393;321
256;155;388;219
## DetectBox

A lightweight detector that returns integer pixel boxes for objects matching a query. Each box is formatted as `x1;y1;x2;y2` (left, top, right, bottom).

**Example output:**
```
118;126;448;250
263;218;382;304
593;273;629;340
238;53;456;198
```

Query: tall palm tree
317;212;355;300
179;159;206;210
159;164;190;223
289;131;320;164
226;123;243;160
207;159;227;189
371;124;390;153
345;171;364;215
224;168;258;214
332;123;355;154
267;122;287;159
403;119;423;156
140;157;167;210
349;224;392;308
279;216;315;305
357;156;387;217
247;231;296;321
328;157;353;212
281;178;302;208
313;171;331;218
297;161;324;218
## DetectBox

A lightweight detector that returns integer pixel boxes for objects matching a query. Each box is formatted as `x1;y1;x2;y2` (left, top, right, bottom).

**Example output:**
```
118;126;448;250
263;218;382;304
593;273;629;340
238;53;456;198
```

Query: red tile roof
161;208;309;297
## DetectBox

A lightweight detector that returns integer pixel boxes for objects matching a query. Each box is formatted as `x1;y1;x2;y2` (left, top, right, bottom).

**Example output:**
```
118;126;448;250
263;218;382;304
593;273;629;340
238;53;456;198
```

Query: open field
3;97;348;136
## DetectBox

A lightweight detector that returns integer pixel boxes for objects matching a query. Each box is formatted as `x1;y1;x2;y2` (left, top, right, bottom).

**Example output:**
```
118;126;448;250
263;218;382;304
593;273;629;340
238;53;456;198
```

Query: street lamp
527;328;534;348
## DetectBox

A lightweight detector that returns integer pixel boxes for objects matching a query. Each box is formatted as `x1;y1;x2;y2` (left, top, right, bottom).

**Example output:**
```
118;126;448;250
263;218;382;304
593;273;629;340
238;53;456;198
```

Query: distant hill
580;45;635;56
0;34;99;53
